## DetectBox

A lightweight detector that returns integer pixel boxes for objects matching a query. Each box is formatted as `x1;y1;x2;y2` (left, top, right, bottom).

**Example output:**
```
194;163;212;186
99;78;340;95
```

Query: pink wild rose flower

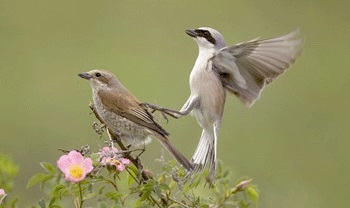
99;147;130;171
57;150;93;183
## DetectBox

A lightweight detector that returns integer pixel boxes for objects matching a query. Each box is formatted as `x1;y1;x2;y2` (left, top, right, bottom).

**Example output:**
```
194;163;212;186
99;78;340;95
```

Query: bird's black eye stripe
95;72;101;77
195;29;216;45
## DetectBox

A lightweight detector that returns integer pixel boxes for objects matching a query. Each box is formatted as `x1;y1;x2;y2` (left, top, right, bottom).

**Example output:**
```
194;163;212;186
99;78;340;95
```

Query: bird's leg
140;102;185;122
178;95;199;115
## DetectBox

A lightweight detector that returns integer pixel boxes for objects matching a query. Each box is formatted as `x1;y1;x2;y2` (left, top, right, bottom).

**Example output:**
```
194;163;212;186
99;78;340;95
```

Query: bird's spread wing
212;29;305;107
98;89;170;137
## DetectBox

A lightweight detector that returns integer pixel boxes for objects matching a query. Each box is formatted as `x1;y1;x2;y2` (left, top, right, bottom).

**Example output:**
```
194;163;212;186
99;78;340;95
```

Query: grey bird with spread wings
174;27;305;186
78;69;193;171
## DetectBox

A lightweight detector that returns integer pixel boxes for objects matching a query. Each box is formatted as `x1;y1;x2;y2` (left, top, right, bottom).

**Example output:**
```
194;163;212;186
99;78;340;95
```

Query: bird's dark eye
95;72;101;77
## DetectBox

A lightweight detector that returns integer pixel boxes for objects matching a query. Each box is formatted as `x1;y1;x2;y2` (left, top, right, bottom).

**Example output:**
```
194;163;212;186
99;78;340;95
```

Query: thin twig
168;197;191;208
89;104;148;181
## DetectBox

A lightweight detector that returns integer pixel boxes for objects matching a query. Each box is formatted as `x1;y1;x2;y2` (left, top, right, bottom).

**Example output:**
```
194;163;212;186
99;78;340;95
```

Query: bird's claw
140;102;181;122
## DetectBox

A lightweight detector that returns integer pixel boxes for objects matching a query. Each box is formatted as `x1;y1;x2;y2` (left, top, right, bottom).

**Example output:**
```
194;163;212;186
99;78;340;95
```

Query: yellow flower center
69;164;84;179
112;159;121;166
106;158;121;166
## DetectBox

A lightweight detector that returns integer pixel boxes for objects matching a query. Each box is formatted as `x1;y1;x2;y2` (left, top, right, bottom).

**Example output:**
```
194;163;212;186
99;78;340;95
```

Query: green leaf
83;192;98;201
246;186;259;203
9;197;19;208
98;185;105;194
127;165;139;177
222;169;230;178
158;183;170;191
40;174;56;190
168;180;176;191
139;189;151;202
52;184;69;198
154;185;162;196
27;173;47;188
40;162;55;174
105;191;123;201
127;171;135;186
38;199;46;208
90;153;100;162
87;182;93;193
49;196;58;208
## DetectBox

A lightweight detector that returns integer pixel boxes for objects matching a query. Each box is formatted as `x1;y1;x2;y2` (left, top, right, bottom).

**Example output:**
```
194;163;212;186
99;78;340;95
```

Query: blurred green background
0;0;349;207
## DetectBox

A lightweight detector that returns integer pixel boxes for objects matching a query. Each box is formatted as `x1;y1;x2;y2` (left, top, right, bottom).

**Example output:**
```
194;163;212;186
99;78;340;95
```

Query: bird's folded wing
98;90;170;136
212;29;305;107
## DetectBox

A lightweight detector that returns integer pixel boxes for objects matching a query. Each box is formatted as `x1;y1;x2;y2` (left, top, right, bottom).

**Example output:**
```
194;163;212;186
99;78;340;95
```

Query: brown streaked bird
167;27;305;186
78;69;193;171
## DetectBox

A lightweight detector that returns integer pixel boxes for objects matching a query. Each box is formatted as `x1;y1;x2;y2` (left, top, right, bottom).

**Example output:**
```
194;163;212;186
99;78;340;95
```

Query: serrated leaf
83;192;98;200
40;162;55;174
49;196;58;207
105;191;123;200
246;186;259;203
157;175;166;184
139;189;151;202
52;184;69;198
27;173;47;188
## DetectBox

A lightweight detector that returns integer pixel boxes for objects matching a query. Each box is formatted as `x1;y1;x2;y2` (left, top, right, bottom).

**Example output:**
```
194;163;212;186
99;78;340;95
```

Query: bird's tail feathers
190;130;217;186
152;131;193;171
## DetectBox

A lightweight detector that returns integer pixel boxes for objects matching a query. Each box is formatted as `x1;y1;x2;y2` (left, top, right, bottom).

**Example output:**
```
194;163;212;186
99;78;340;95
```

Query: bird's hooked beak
78;72;92;80
185;29;198;38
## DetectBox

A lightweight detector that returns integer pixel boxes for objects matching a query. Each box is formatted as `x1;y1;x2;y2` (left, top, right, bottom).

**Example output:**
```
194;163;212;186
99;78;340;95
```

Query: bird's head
78;69;121;91
185;27;227;52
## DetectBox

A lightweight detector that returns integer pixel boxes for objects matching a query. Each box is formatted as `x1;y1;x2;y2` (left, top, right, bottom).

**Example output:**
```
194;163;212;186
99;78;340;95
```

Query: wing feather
212;29;305;107
98;89;170;136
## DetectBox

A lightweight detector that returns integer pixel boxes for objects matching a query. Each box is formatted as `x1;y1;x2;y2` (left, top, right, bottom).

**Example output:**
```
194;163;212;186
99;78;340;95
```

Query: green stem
78;182;84;208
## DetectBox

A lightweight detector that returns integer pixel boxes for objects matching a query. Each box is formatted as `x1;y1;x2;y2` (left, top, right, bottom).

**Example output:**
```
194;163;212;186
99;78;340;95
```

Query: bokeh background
1;1;349;207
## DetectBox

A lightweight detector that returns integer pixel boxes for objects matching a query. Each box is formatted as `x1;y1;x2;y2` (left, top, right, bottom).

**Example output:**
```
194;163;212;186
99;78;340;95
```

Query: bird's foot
140;102;181;123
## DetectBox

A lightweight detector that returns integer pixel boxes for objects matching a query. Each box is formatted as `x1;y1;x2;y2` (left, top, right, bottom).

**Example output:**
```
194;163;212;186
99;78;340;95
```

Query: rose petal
116;163;125;171
82;158;93;173
121;158;130;165
68;151;84;164
57;155;71;171
102;147;110;154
